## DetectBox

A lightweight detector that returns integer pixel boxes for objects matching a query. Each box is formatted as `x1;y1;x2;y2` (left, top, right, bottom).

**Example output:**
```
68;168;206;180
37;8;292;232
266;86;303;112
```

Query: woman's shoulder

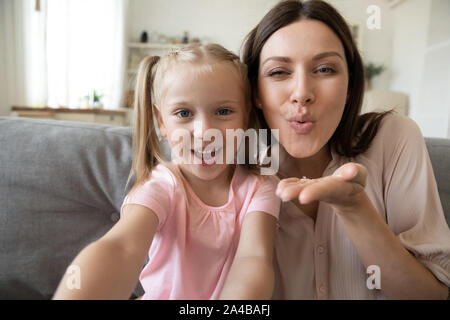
352;113;428;184
365;113;424;156
378;113;422;139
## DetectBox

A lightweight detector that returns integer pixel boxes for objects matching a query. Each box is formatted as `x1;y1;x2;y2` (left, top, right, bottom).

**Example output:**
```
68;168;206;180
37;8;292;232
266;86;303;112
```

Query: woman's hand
276;162;367;213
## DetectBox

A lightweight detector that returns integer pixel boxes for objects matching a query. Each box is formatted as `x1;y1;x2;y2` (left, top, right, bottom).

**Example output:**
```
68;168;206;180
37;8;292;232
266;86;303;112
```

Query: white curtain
0;0;47;110
0;0;128;111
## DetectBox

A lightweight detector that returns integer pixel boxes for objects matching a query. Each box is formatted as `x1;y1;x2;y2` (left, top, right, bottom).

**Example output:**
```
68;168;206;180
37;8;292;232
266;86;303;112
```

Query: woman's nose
290;72;315;107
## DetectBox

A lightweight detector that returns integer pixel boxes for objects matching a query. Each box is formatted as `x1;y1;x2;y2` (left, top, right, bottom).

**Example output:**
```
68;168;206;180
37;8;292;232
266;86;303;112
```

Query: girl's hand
276;162;367;213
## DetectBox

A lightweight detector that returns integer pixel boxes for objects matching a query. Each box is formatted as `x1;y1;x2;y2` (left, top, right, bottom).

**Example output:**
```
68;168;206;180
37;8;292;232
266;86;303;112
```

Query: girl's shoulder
150;163;178;184
234;165;279;191
134;163;179;195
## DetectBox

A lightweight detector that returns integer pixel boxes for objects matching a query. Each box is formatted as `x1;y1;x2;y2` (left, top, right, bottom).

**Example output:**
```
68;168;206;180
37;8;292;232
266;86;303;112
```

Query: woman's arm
53;204;158;300
219;211;277;300
335;189;448;300
277;163;448;299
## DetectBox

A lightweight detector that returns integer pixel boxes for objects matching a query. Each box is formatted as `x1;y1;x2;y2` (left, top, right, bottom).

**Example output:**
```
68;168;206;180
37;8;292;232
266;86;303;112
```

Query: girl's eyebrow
215;99;239;105
166;100;239;110
166;101;192;108
261;51;343;67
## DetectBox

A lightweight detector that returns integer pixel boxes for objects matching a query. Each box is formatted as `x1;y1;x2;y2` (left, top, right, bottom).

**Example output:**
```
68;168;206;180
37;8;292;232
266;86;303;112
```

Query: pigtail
128;55;162;190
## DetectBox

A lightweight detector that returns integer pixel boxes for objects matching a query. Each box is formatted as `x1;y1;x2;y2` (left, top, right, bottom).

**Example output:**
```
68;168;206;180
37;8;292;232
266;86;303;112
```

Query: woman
242;0;449;299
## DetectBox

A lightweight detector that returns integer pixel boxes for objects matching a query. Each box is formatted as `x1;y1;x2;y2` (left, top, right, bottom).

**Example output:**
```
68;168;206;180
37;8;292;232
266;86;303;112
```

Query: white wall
0;3;11;116
128;0;396;86
0;18;9;116
128;0;279;55
329;0;394;90
390;0;450;138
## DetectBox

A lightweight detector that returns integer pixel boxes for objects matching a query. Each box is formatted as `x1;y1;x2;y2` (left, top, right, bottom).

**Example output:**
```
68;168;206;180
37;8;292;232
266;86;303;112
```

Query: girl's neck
178;165;235;207
279;144;332;180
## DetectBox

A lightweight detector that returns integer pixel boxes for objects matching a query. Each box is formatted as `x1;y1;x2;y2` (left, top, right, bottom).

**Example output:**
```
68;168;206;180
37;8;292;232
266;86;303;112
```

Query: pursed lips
286;115;315;134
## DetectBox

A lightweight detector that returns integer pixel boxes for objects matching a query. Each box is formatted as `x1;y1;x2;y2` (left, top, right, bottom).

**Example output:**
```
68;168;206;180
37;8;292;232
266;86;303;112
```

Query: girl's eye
175;110;192;118
316;66;336;74
217;108;232;116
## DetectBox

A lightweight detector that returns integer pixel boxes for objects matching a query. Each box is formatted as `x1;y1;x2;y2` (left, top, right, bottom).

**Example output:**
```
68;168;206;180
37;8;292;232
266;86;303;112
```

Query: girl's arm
53;204;158;300
219;211;277;300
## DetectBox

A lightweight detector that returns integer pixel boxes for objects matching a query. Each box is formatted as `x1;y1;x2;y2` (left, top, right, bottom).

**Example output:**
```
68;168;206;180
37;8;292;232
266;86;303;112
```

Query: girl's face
156;62;248;182
256;19;349;159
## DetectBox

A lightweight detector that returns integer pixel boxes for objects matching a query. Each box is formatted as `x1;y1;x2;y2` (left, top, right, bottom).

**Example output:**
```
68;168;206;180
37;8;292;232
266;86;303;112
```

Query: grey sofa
0;116;449;300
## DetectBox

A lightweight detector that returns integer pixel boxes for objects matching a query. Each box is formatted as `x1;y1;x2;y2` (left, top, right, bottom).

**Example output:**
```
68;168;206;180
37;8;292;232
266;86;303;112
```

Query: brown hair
128;43;255;191
242;0;390;158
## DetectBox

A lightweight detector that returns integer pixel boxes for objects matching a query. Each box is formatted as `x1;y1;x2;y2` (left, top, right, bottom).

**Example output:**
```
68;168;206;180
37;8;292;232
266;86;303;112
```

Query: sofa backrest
0;117;448;299
0;117;138;299
425;137;450;227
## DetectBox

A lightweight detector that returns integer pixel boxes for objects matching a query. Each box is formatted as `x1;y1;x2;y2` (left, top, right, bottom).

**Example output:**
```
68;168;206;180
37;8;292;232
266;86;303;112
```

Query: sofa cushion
0;117;143;299
425;137;450;226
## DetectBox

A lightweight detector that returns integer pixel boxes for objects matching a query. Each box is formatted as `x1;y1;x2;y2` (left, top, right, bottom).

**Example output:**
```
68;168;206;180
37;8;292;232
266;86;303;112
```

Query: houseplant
364;62;385;90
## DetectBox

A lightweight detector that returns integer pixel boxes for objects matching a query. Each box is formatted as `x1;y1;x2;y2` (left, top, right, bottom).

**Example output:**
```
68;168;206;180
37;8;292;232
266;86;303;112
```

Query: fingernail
299;193;307;204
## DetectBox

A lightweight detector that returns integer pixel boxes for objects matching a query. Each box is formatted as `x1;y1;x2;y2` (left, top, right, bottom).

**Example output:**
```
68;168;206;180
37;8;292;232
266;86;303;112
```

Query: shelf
11;106;131;126
12;106;129;116
128;42;178;49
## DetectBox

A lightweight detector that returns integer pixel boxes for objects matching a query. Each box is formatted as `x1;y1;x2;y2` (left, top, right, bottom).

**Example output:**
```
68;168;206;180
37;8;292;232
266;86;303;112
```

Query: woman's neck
279;144;332;180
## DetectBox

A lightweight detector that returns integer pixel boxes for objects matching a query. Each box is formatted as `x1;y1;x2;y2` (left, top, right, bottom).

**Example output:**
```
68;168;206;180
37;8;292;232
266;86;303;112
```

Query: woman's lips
288;121;315;134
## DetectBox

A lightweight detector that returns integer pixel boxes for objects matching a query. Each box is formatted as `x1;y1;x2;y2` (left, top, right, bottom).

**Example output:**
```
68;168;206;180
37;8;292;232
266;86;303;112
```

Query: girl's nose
290;72;315;107
193;118;214;139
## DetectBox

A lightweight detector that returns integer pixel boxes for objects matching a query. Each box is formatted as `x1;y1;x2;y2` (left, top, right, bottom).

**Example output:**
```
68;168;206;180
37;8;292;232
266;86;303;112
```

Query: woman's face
257;19;349;159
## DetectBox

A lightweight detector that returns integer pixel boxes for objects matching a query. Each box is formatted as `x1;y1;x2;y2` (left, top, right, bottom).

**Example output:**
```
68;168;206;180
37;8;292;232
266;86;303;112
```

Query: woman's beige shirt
272;114;450;299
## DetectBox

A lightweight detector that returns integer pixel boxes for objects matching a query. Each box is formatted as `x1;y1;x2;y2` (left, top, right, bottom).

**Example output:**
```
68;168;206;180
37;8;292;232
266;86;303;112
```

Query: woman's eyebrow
261;56;292;67
261;51;343;67
312;51;344;61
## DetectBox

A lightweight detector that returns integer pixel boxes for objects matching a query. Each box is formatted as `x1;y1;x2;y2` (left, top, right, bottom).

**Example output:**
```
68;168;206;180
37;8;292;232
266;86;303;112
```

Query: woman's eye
316;66;336;74
268;69;287;77
175;110;192;118
217;108;232;116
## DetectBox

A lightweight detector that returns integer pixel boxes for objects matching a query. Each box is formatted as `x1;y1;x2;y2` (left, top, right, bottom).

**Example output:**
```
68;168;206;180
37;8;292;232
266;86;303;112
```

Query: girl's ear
153;104;167;138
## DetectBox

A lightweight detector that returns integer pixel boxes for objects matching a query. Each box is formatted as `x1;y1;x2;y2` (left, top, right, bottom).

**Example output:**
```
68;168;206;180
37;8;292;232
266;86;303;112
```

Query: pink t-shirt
121;164;280;300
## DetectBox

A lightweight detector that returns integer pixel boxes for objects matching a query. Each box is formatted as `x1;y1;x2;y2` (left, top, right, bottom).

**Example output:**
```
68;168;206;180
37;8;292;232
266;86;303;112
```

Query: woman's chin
278;133;329;160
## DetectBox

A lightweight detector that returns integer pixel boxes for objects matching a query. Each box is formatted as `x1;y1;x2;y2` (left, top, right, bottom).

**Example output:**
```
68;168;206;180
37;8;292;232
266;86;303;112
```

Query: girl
53;43;280;300
243;0;449;299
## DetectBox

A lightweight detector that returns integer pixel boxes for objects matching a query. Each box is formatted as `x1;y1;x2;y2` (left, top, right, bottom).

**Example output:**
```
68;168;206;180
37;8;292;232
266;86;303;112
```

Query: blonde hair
128;43;255;191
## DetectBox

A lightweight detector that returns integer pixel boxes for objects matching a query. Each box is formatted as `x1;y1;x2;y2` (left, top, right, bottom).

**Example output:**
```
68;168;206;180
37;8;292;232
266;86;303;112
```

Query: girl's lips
288;121;315;134
191;148;223;166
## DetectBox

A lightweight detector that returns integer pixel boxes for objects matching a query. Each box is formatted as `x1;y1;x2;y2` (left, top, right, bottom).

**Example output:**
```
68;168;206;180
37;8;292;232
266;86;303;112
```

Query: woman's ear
153;104;166;138
253;91;263;110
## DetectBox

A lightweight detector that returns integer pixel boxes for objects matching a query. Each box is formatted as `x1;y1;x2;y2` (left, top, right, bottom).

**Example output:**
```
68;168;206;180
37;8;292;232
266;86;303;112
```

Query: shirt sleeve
247;175;281;220
120;165;175;230
382;115;450;287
